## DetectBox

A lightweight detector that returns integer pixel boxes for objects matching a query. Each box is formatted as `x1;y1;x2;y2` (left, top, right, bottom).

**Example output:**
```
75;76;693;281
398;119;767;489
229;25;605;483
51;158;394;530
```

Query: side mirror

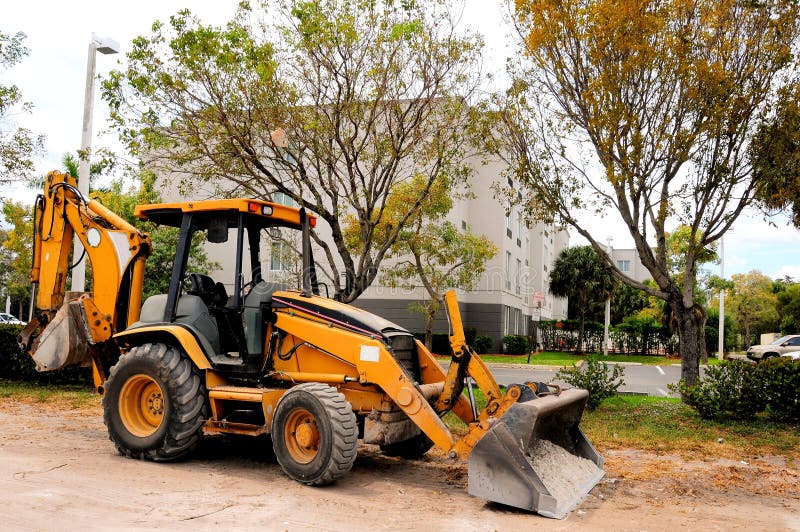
207;216;229;243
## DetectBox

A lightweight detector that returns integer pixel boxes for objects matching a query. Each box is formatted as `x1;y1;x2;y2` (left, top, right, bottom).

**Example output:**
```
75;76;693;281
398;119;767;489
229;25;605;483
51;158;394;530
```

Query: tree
549;246;617;353
0;201;34;317
727;271;779;348
102;0;483;303
610;284;647;325
355;174;497;350
750;83;800;227
776;282;800;334
89;169;217;299
0;31;44;182
498;0;799;385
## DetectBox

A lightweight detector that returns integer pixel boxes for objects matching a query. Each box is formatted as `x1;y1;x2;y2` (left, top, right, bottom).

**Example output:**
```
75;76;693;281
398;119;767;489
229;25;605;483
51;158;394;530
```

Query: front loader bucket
20;300;92;371
467;388;604;519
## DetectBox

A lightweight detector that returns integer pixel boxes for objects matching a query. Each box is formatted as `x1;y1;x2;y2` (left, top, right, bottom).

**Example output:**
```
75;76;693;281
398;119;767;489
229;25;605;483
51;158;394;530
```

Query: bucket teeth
467;388;604;519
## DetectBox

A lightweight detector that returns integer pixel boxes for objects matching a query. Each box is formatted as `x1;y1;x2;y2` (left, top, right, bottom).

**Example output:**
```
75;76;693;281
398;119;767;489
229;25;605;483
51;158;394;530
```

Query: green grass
582;395;800;460
0;379;98;408
444;390;798;462
447;351;724;366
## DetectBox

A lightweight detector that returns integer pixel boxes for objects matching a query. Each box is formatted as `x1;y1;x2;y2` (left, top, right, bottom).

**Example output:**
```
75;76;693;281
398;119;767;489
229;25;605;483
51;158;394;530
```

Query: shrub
0;324;91;384
556;358;625;410
502;335;529;355
474;335;493;354
679;359;799;422
759;358;800;422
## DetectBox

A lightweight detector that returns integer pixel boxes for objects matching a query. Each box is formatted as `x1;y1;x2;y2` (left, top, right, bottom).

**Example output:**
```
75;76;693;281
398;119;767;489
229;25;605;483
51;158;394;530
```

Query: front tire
272;383;358;485
102;343;207;462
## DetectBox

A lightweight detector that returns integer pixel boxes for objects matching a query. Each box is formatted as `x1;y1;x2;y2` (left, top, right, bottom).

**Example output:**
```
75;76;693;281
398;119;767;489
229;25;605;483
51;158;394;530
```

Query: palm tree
549;246;617;353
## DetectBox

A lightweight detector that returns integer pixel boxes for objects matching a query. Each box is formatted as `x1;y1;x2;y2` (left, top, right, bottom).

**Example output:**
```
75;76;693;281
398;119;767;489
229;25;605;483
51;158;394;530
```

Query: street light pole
603;237;612;356
71;34;119;292
718;235;725;360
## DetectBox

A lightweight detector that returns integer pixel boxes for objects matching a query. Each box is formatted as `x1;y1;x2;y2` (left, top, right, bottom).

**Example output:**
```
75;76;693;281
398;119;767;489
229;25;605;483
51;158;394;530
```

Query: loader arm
19;171;151;383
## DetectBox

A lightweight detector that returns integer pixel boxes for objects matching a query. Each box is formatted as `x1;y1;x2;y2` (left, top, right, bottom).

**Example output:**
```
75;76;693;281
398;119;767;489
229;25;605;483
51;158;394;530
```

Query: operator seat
243;281;288;355
186;273;227;307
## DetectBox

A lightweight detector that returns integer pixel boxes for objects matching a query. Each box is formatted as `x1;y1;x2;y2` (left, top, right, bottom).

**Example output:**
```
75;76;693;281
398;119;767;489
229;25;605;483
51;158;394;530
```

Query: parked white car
0;312;25;325
746;334;800;362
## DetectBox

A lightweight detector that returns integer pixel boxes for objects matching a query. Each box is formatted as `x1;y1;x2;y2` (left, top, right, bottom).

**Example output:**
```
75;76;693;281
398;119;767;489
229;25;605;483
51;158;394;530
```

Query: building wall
611;248;653;284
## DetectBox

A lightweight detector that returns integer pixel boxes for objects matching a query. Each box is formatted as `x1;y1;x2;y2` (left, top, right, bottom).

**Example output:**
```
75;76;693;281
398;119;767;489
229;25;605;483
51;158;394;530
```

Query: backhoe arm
20;171;151;381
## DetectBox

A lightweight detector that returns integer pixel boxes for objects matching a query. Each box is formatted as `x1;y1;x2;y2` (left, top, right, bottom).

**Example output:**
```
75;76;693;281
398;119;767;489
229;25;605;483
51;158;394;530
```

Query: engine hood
271;292;411;341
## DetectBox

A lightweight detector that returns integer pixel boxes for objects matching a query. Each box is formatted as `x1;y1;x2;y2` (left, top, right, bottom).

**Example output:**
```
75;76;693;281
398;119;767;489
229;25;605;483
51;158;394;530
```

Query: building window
273;192;295;207
505;251;511;290
505;210;512;238
617;260;631;272
515;259;522;294
271;242;291;271
461;220;467;230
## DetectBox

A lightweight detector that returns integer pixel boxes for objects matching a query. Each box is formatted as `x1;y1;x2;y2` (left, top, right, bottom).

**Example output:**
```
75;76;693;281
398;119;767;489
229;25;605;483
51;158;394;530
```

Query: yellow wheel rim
284;408;319;464
119;374;165;437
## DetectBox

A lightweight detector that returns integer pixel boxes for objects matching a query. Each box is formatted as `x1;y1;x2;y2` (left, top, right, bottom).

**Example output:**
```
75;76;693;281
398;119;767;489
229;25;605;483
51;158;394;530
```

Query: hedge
0;324;91;384
680;358;799;422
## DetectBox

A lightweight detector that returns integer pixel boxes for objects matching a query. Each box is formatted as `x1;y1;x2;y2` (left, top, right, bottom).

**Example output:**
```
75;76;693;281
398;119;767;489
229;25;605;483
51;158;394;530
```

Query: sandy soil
0;399;797;531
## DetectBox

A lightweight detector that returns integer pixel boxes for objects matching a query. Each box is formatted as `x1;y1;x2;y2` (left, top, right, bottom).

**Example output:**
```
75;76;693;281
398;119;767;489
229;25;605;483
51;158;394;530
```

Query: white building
158;155;568;350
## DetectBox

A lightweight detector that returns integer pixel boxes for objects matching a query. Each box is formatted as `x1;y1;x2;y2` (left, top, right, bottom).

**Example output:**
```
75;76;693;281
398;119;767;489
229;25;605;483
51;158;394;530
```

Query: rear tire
272;383;358;485
103;343;207;462
380;431;434;458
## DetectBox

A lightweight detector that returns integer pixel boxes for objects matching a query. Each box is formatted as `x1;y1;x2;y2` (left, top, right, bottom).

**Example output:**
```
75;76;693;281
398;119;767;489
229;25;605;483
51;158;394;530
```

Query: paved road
485;363;683;397
443;361;697;397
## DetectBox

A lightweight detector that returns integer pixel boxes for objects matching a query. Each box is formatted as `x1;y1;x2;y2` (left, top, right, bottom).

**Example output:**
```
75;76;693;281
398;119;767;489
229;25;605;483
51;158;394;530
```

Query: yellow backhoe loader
18;171;604;518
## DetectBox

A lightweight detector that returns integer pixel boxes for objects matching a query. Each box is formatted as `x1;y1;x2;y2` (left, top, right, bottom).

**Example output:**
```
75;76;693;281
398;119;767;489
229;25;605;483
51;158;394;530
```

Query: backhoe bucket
20;300;92;371
467;388;604;519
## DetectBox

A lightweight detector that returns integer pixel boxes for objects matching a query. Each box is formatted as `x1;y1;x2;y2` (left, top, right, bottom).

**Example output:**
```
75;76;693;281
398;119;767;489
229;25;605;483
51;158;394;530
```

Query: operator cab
131;199;318;373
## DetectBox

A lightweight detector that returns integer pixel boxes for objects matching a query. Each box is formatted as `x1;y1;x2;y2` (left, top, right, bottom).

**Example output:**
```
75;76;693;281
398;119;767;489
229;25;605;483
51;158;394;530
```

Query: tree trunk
698;307;708;365
577;309;586;354
424;306;436;353
673;300;701;387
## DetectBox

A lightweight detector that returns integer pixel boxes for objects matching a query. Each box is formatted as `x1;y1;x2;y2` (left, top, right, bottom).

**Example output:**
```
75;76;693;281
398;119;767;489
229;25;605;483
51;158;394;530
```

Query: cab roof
134;198;315;230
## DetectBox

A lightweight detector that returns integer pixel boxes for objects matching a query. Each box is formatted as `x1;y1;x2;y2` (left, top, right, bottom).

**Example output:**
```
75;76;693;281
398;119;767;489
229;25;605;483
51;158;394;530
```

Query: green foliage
500;0;800;386
549;245;617;352
556;359;625;410
751;83;800;227
0;324;90;384
90;169;216;299
759;358;800;422
679;359;800;422
363;173;496;350
610;283;647;325
474;335;493;354
704;307;738;353
678;360;764;420
775;283;800;334
502;335;529;355
727;270;780;346
0;30;44;182
0;200;34;316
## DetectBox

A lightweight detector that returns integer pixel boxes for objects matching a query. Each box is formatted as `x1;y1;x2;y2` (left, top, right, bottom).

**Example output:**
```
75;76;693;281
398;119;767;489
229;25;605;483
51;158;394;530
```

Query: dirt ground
0;399;797;531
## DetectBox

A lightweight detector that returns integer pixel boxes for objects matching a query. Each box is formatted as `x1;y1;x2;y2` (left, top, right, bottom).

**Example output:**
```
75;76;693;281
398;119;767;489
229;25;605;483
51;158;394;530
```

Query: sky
2;0;799;282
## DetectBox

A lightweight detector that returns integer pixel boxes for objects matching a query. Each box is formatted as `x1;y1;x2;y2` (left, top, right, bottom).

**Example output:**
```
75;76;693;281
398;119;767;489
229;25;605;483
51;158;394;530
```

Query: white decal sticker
359;345;380;362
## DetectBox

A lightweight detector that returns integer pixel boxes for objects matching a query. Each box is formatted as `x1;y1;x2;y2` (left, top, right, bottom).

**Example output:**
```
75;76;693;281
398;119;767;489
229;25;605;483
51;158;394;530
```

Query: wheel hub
285;408;320;464
119;374;165;438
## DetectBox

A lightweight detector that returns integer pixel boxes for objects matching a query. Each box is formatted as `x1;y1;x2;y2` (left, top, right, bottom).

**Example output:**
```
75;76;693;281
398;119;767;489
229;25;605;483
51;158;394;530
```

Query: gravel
525;439;602;505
